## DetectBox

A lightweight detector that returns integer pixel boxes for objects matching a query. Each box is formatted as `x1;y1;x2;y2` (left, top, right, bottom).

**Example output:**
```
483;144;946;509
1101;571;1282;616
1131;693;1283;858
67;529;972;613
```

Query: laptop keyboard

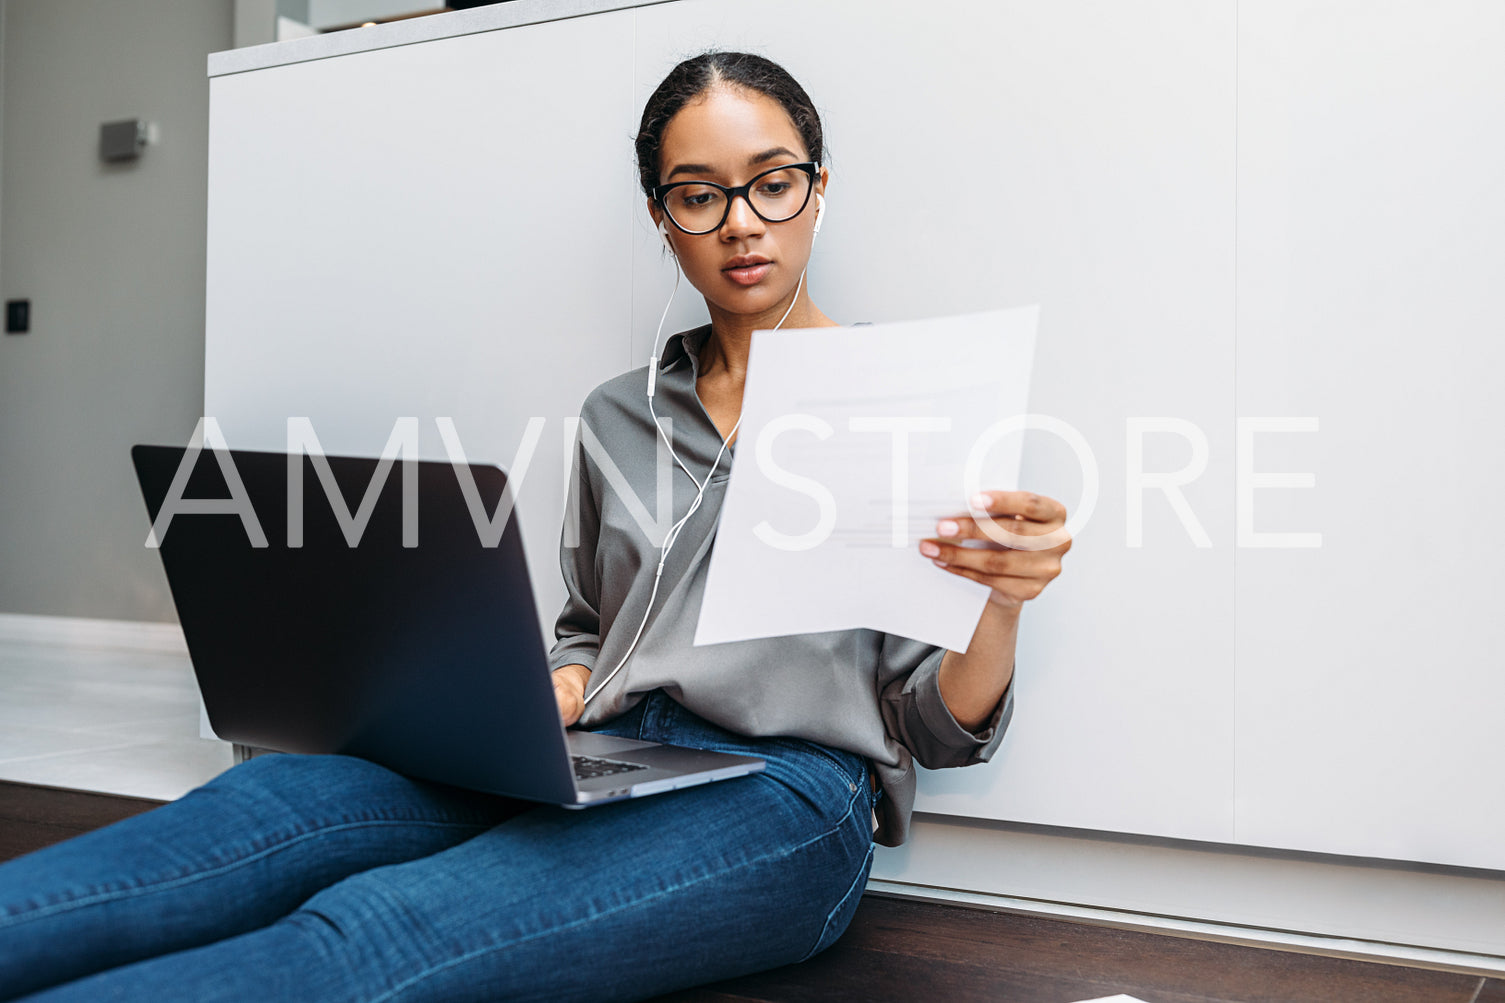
572;754;650;782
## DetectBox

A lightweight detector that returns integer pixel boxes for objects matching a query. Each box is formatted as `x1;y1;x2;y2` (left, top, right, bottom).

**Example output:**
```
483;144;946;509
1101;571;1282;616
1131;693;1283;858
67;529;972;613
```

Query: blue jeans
0;690;879;1002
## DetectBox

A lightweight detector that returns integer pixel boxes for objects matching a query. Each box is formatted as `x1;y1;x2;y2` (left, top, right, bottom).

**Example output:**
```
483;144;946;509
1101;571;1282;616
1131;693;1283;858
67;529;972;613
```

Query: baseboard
0;613;188;654
864;879;1505;978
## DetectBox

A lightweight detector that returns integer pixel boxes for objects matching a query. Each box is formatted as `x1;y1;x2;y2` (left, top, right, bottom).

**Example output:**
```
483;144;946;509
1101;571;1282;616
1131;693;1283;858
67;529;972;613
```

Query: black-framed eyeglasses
653;162;819;235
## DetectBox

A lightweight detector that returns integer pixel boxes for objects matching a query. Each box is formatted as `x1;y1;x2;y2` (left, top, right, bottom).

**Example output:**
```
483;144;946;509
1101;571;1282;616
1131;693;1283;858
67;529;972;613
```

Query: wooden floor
3;780;1501;1003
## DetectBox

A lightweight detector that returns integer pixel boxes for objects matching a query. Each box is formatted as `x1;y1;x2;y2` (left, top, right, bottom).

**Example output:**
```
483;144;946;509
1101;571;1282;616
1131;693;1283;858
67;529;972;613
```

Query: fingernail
970;492;991;509
937;519;959;537
919;541;940;557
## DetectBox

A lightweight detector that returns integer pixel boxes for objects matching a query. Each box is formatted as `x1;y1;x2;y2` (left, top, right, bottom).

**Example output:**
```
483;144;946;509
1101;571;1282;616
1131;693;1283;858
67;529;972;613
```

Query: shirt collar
658;323;713;376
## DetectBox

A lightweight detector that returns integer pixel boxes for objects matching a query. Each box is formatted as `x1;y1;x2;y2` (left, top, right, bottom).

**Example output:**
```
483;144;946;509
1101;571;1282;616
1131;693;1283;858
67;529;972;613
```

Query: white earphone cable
580;255;807;709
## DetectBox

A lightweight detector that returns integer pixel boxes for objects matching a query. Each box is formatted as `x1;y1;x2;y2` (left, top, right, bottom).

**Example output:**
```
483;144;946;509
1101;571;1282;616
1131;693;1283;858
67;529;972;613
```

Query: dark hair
634;51;825;198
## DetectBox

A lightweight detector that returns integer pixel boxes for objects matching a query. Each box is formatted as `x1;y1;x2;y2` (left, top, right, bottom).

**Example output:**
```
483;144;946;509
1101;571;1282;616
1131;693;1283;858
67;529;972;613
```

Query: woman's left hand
919;490;1071;609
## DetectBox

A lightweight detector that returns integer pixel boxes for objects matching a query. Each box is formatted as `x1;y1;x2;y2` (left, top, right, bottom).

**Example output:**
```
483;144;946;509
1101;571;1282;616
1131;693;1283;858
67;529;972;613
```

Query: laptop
130;443;764;808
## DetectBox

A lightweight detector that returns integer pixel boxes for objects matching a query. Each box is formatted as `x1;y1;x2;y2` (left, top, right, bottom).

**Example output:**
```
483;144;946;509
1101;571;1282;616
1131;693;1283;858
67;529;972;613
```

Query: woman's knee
191;753;428;832
199;753;334;803
204;752;402;801
200;752;526;835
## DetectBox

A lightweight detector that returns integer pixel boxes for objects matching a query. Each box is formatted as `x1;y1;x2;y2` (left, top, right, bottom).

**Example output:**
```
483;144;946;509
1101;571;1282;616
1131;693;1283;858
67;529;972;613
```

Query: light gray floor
0;639;234;801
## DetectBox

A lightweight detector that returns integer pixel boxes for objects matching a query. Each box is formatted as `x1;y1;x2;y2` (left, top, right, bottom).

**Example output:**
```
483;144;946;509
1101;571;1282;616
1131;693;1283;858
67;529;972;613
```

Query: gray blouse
547;323;1013;846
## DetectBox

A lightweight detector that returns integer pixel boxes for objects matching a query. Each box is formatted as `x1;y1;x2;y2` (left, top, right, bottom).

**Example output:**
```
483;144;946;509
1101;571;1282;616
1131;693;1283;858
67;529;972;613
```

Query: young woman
0;51;1068;1002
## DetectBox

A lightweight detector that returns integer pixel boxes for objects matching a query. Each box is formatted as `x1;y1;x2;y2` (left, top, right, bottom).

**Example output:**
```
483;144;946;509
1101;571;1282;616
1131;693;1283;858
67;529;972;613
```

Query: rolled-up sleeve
877;632;1013;768
547;420;602;673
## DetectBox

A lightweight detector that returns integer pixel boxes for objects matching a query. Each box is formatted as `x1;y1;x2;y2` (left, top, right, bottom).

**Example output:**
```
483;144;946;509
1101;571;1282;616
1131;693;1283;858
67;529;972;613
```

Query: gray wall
0;0;234;621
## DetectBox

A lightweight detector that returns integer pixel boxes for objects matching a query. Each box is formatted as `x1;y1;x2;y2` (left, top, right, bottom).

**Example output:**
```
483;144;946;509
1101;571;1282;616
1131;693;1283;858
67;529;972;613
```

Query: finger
922;536;1069;570
968;490;1068;524
939;545;1064;580
933;560;1050;603
933;513;1057;542
921;542;1029;576
928;522;1072;553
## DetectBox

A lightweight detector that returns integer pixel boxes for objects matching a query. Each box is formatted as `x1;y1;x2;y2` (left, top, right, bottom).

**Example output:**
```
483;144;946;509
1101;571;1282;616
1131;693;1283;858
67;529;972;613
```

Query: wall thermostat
99;119;150;162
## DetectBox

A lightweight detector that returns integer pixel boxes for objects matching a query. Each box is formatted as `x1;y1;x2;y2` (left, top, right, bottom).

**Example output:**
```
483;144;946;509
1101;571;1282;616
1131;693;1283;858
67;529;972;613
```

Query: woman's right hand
551;664;591;727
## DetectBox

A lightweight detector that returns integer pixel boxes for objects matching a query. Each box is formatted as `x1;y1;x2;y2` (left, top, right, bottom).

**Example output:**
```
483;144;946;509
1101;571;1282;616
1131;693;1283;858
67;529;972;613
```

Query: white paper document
693;306;1039;652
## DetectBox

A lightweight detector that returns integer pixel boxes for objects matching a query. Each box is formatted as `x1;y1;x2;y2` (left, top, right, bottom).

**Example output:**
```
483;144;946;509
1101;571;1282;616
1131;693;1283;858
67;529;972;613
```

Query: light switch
100;119;149;162
5;299;29;334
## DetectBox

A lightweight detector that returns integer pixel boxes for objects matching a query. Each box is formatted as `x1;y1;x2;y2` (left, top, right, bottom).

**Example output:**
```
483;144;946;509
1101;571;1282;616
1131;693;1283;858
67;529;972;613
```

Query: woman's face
649;85;827;323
